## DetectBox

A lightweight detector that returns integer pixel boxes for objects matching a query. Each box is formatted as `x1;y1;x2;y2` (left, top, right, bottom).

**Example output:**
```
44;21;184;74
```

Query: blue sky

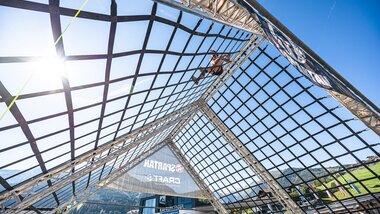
257;0;380;107
0;0;379;206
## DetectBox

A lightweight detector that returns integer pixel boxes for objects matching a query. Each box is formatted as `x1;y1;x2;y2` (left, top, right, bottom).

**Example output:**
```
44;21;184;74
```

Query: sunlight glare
31;57;66;89
33;57;66;77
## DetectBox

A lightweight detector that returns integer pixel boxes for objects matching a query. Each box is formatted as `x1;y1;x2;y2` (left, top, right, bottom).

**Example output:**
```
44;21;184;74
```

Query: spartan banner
255;14;360;102
107;145;204;198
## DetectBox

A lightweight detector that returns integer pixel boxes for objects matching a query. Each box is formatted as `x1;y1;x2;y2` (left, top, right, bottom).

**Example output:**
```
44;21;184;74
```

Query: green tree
330;182;339;193
289;190;300;202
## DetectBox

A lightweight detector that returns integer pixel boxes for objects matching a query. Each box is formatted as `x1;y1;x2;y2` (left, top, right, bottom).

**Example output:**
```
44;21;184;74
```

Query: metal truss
0;101;200;213
153;0;263;35
158;33;264;214
198;100;304;214
329;91;380;135
167;140;229;214
150;35;264;214
51;140;168;214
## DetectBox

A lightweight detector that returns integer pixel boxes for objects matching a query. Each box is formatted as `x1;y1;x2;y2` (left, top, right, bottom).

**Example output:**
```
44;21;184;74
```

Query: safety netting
0;0;379;213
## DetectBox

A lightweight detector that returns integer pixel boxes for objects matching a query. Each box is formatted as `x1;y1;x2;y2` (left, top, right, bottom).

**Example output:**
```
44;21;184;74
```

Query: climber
191;50;231;85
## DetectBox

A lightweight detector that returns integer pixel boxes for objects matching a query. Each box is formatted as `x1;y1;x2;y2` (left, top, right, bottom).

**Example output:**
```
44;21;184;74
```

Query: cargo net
201;42;380;212
0;0;251;212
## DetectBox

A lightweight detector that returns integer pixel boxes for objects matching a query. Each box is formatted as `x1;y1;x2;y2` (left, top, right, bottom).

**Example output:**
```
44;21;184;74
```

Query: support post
166;140;229;214
199;101;304;214
1;101;200;213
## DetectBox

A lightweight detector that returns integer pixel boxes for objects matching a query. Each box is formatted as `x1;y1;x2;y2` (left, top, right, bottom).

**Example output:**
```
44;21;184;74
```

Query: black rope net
0;0;379;213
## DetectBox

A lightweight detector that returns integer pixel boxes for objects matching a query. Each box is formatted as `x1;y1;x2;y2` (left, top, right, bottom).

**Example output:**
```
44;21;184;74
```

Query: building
139;195;214;214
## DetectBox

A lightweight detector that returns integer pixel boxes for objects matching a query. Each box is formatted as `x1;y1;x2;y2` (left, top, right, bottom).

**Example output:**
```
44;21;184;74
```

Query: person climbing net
191;50;231;85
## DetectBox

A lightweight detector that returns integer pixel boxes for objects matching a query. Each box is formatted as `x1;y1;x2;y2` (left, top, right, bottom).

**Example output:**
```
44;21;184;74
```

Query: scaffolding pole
199;101;304;214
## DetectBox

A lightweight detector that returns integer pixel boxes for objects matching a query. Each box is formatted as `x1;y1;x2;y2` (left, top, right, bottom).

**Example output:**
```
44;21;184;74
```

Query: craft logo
143;159;184;174
146;174;181;185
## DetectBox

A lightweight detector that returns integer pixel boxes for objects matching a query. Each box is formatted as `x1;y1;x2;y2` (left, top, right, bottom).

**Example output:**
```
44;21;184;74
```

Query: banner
107;146;203;198
254;12;361;103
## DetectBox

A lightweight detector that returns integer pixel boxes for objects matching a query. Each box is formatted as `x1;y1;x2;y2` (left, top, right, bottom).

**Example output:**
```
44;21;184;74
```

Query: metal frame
199;100;304;213
0;100;200;213
149;33;265;214
153;0;263;35
166;35;263;139
167;139;228;214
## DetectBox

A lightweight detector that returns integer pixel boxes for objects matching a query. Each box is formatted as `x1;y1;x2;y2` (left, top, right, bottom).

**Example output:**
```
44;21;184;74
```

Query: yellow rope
55;0;90;46
0;0;90;120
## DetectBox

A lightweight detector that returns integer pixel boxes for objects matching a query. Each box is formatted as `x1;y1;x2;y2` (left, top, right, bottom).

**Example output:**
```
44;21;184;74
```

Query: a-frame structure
0;0;379;213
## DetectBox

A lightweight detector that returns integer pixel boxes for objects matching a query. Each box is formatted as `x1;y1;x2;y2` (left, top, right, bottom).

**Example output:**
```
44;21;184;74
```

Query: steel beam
199;101;304;214
166;140;228;214
50;140;168;214
153;0;262;35
0;101;200;213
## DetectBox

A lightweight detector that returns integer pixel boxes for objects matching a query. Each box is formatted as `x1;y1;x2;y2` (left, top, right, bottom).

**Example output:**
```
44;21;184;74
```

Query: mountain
272;166;342;187
218;166;344;204
70;188;151;214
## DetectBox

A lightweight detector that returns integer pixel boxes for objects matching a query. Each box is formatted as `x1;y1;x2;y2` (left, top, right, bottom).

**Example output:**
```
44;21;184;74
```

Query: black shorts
212;67;223;76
